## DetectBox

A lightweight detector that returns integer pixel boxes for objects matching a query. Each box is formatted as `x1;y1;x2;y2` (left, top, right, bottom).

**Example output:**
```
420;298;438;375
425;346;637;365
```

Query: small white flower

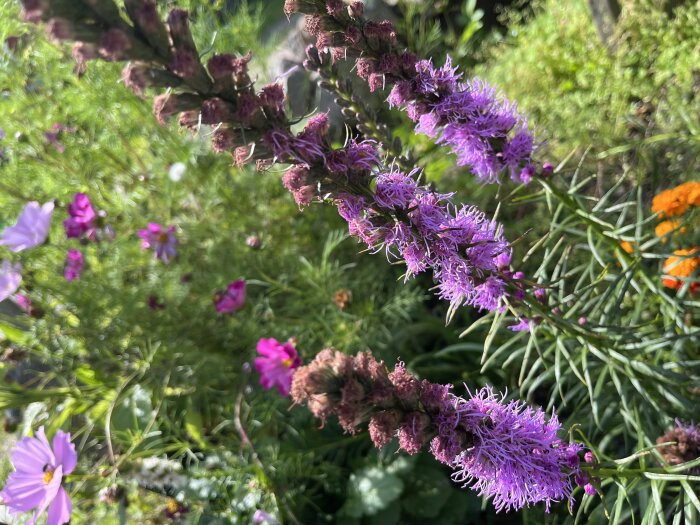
169;162;187;182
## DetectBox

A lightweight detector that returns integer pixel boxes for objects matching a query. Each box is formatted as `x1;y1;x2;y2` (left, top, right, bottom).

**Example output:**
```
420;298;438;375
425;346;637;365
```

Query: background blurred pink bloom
64;193;97;240
138;223;177;263
13;293;32;314
0;426;76;525
44;123;76;153
213;280;246;313
0;259;22;302
254;338;302;396
0;201;54;252
253;510;279;524
64;249;84;282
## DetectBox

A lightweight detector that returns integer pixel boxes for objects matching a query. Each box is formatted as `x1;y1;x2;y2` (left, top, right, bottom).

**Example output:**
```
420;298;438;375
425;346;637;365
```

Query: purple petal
46;486;71;525
52;431;77;475
11;435;54;473
0;472;48;512
26;465;63;525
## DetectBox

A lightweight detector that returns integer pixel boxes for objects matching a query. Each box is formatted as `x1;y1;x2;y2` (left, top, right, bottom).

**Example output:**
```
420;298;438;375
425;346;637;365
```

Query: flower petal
52;431;77;475
26;465;62;525
0;472;48;512
11;434;54;473
46;486;72;525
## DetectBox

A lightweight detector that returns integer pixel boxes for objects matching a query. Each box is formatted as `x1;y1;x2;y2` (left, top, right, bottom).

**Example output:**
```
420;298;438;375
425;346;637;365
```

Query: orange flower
620;241;634;254
655;219;686;241
662;248;700;292
652;181;700;217
677;181;700;206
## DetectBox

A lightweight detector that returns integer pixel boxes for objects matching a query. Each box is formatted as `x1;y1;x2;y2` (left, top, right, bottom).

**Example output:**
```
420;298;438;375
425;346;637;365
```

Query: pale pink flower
0;259;22;302
0;201;54;252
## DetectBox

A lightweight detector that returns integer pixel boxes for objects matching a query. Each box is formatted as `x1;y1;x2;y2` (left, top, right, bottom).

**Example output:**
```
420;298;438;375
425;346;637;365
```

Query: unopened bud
348;1;364;17
211;127;237;153
153;93;202;124
99;28;132;61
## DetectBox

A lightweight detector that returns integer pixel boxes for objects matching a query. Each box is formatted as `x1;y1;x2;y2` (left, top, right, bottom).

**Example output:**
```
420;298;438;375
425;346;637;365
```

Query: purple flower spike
254;338;302;396
443;387;582;513
0;426;76;525
138;223;177;263
0;201;54;252
213;279;247;313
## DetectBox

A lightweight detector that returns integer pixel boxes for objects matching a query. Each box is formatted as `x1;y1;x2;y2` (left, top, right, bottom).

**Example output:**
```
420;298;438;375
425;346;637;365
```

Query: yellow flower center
43;467;55;485
282;358;293;368
157;233;170;243
166;499;180;514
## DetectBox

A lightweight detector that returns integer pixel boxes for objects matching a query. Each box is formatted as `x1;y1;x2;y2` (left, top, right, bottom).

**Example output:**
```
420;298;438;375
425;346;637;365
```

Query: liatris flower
138;223;178;263
0;201;54;252
0;426;76;525
404;63;535;183
291;350;582;513
64;193;97;240
255;338;302;396
213;279;246;313
0;259;22;302
445;387;581;512
656;421;700;474
24;0;517;315
651;181;700;218
293;4;537;183
662;248;699;292
334;166;513;312
64;249;84;282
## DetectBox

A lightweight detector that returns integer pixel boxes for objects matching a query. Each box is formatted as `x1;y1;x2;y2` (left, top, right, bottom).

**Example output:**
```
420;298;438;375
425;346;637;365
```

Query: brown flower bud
153;93;202;124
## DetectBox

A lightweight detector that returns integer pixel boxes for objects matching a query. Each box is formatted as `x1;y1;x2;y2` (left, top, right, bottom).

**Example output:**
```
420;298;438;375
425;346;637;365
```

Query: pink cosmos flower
213;280;246;313
0;201;54;252
0;259;22;302
138;223;177;263
0;426;76;525
64;249;84;282
254;338;302;396
14;293;32;314
63;193;97;240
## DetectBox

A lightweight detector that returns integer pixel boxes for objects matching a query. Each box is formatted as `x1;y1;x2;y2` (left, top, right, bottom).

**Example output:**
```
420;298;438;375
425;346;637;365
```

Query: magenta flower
213;280;246;313
63;193;97;240
0;201;54;252
14;293;32;314
254;338;302;396
0;426;76;525
0;259;22;302
63;249;84;282
138;223;177;263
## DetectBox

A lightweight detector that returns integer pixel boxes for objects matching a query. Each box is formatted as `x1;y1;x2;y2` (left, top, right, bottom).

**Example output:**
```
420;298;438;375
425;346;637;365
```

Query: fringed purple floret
379;56;536;183
331;163;513;312
441;387;582;513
